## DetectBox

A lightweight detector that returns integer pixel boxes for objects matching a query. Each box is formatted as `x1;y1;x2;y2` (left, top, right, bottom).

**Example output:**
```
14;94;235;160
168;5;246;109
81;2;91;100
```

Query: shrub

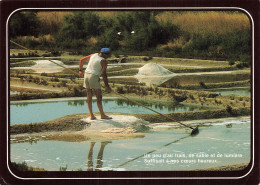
41;79;48;86
59;165;68;171
60;80;67;87
51;77;60;82
41;72;47;76
11;162;32;171
199;81;207;89
189;94;195;100
142;56;153;61
10;12;40;38
56;12;101;49
207;93;219;98
226;105;233;113
116;86;125;94
173;95;188;102
229;60;235;66
25;36;39;48
51;50;61;56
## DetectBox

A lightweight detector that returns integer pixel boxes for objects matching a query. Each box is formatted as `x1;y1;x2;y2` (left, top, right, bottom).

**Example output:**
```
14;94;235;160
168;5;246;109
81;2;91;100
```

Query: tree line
10;11;251;63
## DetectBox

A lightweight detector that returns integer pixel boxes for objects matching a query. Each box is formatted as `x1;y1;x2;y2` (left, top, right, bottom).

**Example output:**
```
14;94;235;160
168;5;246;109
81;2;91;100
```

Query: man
79;48;112;120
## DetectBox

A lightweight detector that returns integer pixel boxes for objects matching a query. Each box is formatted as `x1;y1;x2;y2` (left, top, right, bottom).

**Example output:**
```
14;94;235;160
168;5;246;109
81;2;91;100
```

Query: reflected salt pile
135;63;176;86
30;60;67;73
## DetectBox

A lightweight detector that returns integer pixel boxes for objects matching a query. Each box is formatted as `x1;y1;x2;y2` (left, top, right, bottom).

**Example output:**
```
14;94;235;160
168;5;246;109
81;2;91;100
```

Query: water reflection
10;98;214;125
10;119;250;171
87;141;111;171
12;98;211;113
116;134;191;168
67;100;85;107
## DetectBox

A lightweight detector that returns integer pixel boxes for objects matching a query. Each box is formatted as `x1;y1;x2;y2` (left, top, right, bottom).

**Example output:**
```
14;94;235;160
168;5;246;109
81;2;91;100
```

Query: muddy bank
10;113;149;142
197;163;249;171
135;107;250;123
10;107;250;144
11;106;250;135
11;107;250;135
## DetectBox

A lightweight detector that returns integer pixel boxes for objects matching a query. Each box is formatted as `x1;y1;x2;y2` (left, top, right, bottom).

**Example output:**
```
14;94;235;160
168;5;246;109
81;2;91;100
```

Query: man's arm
100;59;111;92
79;54;93;77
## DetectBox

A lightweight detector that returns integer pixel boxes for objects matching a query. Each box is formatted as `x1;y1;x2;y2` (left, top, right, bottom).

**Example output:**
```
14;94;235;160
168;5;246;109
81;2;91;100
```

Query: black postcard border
1;1;259;185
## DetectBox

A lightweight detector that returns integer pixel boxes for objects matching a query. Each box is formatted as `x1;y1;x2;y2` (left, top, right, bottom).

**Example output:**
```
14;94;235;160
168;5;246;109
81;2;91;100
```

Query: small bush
60;80;67;87
142;56;153;61
116;86;125;94
199;81;207;89
51;77;60;82
189;94;195;100
41;72;47;76
51;50;61;56
11;162;32;171
59;165;68;171
226;105;233;113
207;93;219;98
229;61;235;66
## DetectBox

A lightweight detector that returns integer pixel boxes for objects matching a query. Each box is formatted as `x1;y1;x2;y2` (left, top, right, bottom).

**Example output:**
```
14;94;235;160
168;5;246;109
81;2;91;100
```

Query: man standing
79;48;112;120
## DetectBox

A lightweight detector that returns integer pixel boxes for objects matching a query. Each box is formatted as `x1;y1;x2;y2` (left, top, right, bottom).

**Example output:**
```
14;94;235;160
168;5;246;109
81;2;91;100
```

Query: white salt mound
135;63;175;86
81;115;149;133
31;60;67;73
136;63;173;76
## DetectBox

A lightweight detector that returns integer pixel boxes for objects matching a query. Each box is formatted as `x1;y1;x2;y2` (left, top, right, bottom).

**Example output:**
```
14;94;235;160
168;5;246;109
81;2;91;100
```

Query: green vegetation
11;161;45;171
10;11;251;63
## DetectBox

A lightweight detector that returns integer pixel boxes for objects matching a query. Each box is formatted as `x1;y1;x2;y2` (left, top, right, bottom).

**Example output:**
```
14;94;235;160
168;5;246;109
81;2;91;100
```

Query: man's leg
86;88;96;120
94;89;112;119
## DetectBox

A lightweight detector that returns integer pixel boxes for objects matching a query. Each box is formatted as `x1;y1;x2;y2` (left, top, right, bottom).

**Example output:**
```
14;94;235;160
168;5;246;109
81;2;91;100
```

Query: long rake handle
10;40;194;130
112;90;194;130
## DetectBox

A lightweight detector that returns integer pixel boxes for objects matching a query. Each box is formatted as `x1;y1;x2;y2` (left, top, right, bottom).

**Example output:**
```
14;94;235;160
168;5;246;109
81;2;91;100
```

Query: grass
155;11;250;36
36;11;250;37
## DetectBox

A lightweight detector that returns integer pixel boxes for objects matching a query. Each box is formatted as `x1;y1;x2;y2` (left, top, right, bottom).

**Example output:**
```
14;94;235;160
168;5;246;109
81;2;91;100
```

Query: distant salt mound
137;63;173;76
135;63;176;86
31;60;67;73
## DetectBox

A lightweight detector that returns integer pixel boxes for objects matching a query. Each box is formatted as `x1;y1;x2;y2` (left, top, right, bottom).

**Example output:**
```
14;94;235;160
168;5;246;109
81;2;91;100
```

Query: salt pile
135;63;176;86
81;115;150;133
30;60;67;73
137;63;173;76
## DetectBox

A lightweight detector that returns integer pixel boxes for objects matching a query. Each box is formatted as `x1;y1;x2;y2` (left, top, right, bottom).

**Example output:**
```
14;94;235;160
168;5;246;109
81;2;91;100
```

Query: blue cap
100;48;111;54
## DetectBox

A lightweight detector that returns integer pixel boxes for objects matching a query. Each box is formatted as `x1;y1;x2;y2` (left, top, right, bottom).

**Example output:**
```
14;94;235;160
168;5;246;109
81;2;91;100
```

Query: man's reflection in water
87;141;111;171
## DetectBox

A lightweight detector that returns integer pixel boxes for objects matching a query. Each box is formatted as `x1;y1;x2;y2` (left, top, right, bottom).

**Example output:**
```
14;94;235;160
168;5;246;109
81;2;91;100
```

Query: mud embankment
11;106;250;136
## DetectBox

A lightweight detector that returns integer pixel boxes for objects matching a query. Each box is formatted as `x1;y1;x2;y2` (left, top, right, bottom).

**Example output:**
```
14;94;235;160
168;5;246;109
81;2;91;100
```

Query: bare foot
101;115;112;119
90;116;96;120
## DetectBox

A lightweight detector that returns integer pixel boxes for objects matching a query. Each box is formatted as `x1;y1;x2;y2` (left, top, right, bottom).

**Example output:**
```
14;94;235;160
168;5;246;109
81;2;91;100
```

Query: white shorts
83;73;101;89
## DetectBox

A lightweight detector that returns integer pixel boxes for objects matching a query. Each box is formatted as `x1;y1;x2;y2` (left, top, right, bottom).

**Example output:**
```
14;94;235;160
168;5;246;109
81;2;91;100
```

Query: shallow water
212;88;250;96
10;91;20;95
10;118;250;171
10;98;214;125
